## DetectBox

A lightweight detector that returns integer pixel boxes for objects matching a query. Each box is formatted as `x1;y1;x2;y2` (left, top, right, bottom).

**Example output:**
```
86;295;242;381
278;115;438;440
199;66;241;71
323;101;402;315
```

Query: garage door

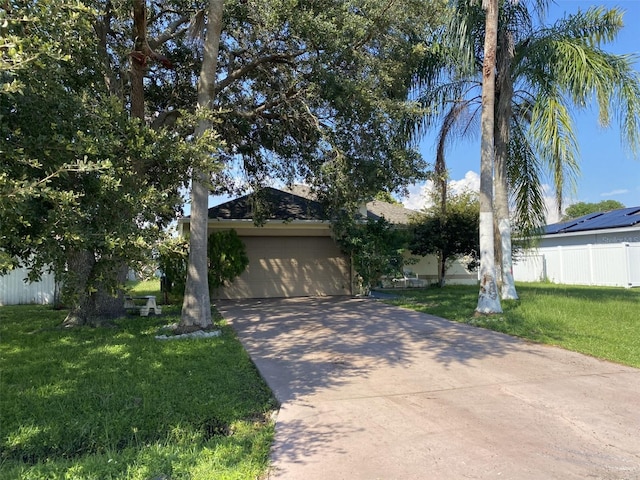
216;236;351;299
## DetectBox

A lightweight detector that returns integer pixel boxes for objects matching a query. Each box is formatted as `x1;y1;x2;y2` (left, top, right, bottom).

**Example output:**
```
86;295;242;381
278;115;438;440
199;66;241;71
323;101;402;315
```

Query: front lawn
382;283;640;368
0;281;276;480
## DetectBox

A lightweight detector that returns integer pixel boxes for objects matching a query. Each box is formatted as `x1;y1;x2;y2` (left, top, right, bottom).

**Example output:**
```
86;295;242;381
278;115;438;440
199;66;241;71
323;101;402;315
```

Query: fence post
588;244;594;286
624;243;631;288
558;246;564;284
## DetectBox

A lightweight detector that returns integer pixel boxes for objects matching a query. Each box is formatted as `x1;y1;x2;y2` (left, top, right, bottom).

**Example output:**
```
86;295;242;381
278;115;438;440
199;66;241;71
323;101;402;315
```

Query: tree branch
352;0;397;51
149;15;191;49
215;50;305;95
232;88;305;119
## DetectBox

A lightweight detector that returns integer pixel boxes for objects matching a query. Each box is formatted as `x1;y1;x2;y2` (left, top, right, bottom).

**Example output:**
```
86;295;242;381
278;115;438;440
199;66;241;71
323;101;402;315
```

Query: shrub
156;230;249;301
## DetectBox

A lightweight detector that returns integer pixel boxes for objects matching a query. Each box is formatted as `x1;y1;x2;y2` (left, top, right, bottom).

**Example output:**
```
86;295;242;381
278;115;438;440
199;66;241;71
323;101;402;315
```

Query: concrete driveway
218;297;640;480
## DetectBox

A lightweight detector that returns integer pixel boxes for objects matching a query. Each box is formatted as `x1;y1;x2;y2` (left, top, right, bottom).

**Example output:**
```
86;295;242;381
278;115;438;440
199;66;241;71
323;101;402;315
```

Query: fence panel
0;268;56;306
557;246;591;285
628;245;640;287
513;254;545;282
514;242;638;288
590;244;627;287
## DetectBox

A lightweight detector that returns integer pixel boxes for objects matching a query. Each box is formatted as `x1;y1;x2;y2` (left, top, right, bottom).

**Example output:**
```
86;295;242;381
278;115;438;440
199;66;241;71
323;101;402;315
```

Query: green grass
0;280;277;479
127;279;166;298
382;282;640;368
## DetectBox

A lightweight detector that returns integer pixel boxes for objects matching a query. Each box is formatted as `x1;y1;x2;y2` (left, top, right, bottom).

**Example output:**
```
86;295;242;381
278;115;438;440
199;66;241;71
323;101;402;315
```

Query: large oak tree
177;0;447;328
2;1;447;325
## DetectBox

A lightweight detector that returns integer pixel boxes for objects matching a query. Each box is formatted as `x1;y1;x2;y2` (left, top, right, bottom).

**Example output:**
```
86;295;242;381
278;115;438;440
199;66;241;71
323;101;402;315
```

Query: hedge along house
513;206;640;287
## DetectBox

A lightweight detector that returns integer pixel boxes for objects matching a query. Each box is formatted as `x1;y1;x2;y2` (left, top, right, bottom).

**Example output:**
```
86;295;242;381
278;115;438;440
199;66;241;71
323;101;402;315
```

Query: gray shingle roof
366;200;418;224
283;185;419;224
207;187;327;221
207;186;419;224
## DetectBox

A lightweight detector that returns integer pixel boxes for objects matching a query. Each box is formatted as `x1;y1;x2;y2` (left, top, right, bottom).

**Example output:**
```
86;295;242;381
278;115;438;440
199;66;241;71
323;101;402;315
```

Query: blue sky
403;0;640;218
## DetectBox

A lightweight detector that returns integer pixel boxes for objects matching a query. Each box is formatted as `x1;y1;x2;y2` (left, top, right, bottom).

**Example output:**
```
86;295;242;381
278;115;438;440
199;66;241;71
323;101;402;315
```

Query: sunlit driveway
219;297;640;480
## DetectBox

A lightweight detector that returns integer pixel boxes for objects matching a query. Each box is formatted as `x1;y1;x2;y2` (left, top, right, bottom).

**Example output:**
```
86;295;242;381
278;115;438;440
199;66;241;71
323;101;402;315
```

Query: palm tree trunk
476;0;502;314
494;28;518;300
180;0;224;329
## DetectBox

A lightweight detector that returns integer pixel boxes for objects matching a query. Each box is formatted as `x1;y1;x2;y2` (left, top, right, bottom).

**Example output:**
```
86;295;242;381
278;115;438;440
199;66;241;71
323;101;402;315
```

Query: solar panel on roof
544;207;640;234
544;212;603;234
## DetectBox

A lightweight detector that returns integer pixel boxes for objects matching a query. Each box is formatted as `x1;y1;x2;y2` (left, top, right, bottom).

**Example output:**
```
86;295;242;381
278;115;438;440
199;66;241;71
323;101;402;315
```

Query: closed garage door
216;236;351;299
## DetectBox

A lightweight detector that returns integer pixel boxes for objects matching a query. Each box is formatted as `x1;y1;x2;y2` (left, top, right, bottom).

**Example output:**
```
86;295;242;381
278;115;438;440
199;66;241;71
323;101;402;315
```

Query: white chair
392;271;427;288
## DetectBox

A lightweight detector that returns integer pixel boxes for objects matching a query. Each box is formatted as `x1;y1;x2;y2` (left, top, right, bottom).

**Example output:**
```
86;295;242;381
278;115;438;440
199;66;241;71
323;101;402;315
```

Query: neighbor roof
545;206;640;234
207;187;327;221
366;200;418;224
283;185;418;224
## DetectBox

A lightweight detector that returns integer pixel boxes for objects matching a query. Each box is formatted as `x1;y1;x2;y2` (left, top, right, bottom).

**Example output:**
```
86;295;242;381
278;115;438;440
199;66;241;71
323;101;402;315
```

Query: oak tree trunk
180;0;224;330
62;250;127;326
130;0;147;122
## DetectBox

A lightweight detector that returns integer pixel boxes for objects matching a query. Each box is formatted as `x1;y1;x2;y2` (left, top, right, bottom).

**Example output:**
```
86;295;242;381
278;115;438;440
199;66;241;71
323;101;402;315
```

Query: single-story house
179;187;353;299
178;186;478;299
513;206;640;287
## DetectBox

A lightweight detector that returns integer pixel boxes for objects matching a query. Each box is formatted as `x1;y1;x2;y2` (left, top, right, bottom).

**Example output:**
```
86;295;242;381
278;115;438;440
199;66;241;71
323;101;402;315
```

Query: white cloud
401;181;433;211
449;171;480;196
401;171;480;211
402;172;566;226
600;189;628;197
542;185;562;224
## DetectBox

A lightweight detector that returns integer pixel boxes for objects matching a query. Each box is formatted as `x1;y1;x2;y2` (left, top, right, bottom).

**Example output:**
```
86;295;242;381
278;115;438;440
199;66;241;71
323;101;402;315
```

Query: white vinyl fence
0;267;57;305
514;243;640;288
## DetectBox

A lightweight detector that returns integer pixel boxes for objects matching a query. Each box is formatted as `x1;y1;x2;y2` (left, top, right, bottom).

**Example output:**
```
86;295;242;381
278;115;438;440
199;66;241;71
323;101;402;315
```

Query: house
178;186;479;299
513;206;640;287
179;187;353;299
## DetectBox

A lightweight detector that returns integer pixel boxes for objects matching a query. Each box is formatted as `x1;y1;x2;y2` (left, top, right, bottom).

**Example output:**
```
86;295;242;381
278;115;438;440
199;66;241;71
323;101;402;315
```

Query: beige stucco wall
404;252;478;286
179;219;354;299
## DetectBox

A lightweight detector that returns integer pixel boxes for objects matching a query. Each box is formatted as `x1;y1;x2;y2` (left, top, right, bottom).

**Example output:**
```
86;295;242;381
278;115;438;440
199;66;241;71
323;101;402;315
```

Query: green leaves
207;229;249;290
156;229;249;298
562;200;625;221
0;1;194;307
334;216;407;293
409;192;480;285
208;0;443;201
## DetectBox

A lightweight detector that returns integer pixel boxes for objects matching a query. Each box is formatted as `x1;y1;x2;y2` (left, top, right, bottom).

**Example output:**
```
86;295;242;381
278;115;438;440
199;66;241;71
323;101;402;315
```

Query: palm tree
477;0;502;313
412;1;640;301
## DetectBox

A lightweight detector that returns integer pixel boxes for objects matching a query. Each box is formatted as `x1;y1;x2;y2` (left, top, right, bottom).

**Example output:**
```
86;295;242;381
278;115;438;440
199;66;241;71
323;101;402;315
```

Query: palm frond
508;115;546;234
518;6;640;159
528;90;580;213
411;78;480;140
